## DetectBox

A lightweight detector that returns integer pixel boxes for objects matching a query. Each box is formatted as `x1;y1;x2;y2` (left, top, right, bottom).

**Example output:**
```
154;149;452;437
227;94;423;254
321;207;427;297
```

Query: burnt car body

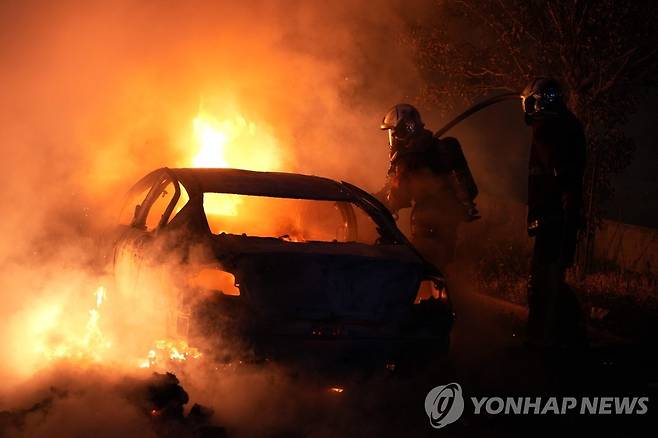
113;167;453;367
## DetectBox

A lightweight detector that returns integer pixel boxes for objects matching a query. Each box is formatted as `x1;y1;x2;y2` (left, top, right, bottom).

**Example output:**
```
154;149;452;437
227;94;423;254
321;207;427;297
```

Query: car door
113;169;192;340
113;170;184;304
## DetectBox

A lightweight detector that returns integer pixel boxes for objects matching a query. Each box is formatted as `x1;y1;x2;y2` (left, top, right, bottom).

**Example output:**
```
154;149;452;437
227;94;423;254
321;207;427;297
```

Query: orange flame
189;111;283;217
36;286;111;363
138;339;202;369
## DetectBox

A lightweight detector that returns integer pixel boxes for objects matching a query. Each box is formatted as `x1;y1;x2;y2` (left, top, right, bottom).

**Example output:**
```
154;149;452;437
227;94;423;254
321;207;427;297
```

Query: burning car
112;167;453;368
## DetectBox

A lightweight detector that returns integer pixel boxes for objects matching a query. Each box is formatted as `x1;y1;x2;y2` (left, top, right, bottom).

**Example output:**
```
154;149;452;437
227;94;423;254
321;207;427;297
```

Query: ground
171;274;658;437
267;287;658;437
3;258;655;437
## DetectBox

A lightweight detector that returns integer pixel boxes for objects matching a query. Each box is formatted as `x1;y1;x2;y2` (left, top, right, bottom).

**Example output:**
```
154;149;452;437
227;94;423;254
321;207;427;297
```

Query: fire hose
433;91;520;139
431;91;521;222
380;92;522;223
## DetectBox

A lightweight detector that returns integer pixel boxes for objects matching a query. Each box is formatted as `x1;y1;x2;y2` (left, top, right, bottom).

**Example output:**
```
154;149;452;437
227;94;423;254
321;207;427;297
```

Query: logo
424;383;464;429
424;382;649;429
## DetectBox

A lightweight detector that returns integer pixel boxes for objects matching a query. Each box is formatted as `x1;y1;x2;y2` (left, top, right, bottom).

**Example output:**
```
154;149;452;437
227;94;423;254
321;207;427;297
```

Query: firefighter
378;104;480;270
522;77;587;348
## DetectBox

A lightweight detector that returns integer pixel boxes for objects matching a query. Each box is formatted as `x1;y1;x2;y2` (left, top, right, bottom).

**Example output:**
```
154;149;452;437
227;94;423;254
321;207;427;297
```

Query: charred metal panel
114;167;454;364
170;168;354;201
234;252;421;321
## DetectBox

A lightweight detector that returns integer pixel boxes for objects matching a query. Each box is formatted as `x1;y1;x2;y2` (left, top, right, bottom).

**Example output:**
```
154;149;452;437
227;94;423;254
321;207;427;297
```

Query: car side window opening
144;179;190;232
118;171;189;232
119;187;151;226
201;193;382;244
119;171;168;229
144;181;175;232
170;184;190;220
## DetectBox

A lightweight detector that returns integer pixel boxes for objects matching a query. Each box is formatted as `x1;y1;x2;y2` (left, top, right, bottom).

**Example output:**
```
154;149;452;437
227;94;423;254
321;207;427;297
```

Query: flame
36;286;111;363
95;285;105;307
138;339;202;369
192;116;230;169
32;284;202;372
27;110;283;371
189;111;283;218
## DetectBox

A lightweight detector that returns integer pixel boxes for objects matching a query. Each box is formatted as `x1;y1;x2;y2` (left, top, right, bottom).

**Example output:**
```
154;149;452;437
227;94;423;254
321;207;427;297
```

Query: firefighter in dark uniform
378;104;480;270
522;78;587;348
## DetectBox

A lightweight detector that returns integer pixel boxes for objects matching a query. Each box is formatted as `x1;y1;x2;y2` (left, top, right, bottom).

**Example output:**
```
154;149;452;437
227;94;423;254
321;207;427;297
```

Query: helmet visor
522;95;538;115
387;124;413;147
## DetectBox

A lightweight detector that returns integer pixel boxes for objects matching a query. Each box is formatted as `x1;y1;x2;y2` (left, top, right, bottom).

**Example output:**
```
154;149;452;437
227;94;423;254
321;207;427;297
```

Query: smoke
0;0;529;256
0;0;439;435
0;0;536;436
0;0;416;341
1;368;156;438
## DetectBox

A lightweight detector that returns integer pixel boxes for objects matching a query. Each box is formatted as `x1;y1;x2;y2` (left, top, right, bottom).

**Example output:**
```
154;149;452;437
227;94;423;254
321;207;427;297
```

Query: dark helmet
380;103;424;147
521;77;564;118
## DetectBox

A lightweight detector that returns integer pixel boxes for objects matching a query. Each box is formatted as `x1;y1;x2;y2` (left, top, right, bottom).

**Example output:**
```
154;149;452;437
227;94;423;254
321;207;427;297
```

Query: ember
139;339;202;369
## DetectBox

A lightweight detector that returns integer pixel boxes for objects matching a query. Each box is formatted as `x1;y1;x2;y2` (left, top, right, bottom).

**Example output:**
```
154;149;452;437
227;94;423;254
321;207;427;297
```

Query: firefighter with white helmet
378;103;479;269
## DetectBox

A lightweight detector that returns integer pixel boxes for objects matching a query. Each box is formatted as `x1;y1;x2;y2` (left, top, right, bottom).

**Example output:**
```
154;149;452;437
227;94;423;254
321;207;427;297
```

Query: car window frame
130;169;183;232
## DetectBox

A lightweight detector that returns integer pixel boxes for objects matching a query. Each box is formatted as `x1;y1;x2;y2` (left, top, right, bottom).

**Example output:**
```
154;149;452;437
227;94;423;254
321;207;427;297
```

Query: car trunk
190;235;448;365
211;234;423;325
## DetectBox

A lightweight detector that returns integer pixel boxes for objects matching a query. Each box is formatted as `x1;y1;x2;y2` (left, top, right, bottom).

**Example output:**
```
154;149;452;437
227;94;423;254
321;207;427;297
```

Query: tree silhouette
408;0;658;274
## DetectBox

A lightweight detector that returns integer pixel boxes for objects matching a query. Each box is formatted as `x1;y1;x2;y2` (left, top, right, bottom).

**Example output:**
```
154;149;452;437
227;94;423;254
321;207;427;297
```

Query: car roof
123;167;423;265
167;167;355;201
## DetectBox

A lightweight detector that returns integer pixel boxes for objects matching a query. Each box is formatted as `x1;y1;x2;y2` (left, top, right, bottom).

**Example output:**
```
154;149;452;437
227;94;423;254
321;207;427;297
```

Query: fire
189;111;283;217
36;286;111;363
32;283;202;372
28;110;282;372
192;115;231;169
138;339;202;369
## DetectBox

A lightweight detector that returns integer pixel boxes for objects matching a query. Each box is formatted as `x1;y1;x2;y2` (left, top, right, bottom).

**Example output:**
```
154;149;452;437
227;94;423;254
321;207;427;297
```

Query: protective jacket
386;129;478;225
527;110;586;238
